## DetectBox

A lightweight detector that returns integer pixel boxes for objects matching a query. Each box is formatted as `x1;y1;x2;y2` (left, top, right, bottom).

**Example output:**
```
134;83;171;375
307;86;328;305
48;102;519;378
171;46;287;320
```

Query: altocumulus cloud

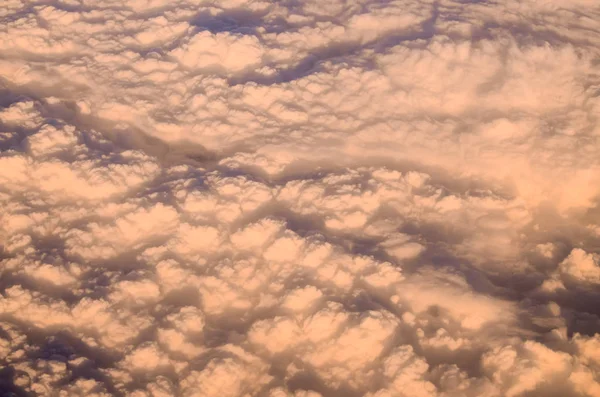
1;0;600;396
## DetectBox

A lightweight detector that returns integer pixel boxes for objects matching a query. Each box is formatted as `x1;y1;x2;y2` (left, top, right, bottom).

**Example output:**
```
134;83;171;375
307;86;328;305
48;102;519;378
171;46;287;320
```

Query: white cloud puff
179;345;272;397
482;340;600;397
557;248;600;285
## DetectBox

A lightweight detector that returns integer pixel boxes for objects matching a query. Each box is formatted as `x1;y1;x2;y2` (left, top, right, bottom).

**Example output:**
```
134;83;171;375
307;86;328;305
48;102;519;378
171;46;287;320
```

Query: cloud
1;0;600;396
367;345;437;397
179;345;272;397
557;249;600;285
481;340;600;397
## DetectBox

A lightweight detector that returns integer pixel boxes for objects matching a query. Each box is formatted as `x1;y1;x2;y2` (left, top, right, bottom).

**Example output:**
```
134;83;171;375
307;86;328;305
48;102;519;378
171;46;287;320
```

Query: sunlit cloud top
1;0;600;396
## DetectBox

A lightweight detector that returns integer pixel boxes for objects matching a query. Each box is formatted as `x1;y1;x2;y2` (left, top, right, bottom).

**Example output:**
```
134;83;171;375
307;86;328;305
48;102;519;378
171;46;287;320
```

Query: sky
1;0;600;396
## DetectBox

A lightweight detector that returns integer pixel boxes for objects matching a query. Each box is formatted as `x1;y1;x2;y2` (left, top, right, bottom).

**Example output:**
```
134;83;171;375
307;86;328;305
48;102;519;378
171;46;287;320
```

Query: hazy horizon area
1;0;600;396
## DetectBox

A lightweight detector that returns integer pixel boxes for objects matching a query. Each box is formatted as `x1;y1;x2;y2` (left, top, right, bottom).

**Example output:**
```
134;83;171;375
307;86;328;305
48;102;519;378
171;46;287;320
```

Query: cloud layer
1;0;600;396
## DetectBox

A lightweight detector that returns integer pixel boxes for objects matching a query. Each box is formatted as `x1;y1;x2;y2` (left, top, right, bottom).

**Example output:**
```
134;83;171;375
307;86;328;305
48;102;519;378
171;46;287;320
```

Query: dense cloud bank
1;0;600;396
